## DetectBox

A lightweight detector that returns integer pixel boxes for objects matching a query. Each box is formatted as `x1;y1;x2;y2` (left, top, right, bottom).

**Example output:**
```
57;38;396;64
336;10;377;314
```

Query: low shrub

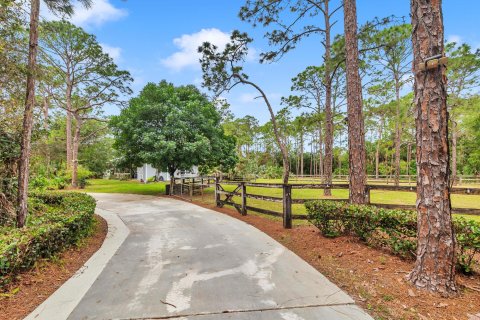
305;200;480;273
454;218;480;274
0;192;96;290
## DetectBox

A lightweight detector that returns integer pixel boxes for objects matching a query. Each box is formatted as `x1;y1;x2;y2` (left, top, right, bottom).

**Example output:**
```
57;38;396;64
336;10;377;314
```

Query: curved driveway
45;194;373;319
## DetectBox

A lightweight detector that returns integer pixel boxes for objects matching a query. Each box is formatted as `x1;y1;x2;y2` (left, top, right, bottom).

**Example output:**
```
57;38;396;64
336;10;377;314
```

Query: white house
136;164;199;182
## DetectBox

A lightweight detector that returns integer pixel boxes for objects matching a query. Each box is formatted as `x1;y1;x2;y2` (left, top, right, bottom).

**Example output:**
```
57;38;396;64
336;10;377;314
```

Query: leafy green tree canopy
110;81;237;183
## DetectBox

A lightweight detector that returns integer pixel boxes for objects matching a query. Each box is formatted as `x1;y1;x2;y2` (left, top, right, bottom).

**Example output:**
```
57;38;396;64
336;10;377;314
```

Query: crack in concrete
118;302;357;320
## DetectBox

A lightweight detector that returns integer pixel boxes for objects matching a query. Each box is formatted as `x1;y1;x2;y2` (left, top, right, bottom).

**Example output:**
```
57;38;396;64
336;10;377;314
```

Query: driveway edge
24;208;130;320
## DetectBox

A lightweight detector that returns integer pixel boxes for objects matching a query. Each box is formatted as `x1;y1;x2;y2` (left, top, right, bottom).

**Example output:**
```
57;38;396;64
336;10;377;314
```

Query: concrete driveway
34;193;373;320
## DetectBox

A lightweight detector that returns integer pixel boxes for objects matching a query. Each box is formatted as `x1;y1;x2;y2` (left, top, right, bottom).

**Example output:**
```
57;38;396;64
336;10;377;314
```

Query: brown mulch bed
0;214;108;320
184;198;480;320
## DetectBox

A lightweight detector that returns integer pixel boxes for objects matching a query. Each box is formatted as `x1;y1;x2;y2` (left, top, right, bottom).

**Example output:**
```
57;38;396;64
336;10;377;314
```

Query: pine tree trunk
375;117;384;180
318;125;324;177
323;0;333;196
169;167;176;195
343;0;367;204
296;138;300;175
300;132;304;176
394;79;402;186
407;142;412;176
71;114;82;188
42;96;49;130
451;120;457;186
42;96;50;175
66;80;73;169
338;148;342;175
16;0;40;228
409;0;457;295
308;139;313;175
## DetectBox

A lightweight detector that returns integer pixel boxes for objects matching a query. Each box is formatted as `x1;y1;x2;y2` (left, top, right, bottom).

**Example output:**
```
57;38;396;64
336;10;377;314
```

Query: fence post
241;182;247;216
283;184;292;229
215;176;220;207
189;178;194;197
365;186;371;204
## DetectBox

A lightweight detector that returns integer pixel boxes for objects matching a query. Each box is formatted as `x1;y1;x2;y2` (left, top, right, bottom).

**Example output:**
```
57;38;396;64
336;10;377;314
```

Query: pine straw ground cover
186;195;480;320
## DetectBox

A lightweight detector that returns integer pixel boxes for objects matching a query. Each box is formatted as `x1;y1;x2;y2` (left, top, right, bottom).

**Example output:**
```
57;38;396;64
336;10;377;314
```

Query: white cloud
72;0;127;27
100;43;122;62
447;34;462;44
161;28;231;71
41;0;127;28
161;28;258;72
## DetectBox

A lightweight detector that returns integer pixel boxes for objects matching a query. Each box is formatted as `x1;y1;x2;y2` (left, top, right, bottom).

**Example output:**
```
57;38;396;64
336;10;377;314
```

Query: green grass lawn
84;178;480;222
215;181;480;223
85;179;166;195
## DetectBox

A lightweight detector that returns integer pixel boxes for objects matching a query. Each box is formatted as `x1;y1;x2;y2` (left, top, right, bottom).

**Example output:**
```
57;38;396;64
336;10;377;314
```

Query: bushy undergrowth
29;165;94;192
305;200;480;274
0;192;96;290
30;175;69;191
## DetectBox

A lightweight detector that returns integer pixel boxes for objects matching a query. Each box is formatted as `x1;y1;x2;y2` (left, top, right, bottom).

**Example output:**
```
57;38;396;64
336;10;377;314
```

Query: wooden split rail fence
170;177;216;198
214;180;480;229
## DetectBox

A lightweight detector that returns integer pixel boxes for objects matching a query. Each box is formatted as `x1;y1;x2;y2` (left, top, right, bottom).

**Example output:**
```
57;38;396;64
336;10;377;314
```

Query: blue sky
43;0;480;123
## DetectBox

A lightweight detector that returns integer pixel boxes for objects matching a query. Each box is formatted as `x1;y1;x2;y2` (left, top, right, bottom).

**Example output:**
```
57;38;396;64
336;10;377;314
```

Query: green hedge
0;192;96;290
305;200;480;274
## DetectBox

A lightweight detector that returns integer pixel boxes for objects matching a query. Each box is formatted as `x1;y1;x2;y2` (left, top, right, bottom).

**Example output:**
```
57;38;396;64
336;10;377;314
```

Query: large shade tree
110;81;237;188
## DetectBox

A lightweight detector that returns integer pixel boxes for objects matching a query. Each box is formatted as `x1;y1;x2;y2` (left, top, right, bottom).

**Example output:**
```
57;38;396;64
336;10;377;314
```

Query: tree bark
451;120;457;186
169;166;176;195
394;78;402;186
300;132;304;176
66;78;73;169
17;0;40;228
407;142;412;176
310;138;313;175
409;0;457;295
343;0;367;204
323;0;334;196
318;124;324;177
375;117;384;180
42;95;49;131
71;114;82;188
296;138;300;175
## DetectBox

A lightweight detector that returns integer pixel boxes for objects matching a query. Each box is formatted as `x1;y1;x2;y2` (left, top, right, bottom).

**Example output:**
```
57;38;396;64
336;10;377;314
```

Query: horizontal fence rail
225;174;480;186
214;179;480;229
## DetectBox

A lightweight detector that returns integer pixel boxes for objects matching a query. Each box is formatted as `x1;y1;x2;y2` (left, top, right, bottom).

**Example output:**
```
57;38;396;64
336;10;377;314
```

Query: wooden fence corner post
365;186;371;204
215;176;220;207
283;184;292;229
241;182;247;216
189;178;194;197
